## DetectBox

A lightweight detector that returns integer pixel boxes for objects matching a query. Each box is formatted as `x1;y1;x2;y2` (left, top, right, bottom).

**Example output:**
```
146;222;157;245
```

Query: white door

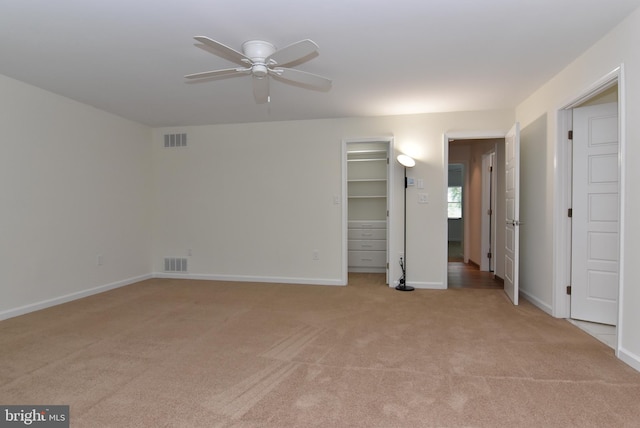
504;123;520;305
571;102;619;325
481;151;496;272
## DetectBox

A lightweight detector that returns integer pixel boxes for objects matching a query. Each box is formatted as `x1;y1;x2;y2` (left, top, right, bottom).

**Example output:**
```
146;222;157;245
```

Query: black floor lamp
396;154;415;291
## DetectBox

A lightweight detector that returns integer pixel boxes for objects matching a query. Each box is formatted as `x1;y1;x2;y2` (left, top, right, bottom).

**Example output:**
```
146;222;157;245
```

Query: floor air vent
164;257;188;272
164;133;187;148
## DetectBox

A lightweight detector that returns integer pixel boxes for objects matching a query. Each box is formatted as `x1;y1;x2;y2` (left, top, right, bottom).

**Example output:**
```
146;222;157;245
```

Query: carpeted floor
1;274;639;427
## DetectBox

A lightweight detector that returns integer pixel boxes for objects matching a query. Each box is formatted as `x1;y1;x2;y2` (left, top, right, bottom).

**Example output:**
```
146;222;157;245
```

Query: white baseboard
519;288;554;315
0;274;152;321
402;281;446;290
153;272;345;286
618;347;640;373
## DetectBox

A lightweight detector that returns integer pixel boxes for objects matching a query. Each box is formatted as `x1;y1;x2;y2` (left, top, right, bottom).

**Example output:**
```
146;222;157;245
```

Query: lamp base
395;284;415;292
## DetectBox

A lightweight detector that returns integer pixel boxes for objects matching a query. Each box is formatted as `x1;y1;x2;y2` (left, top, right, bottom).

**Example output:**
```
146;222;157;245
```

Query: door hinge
568;130;573;140
487;209;493;216
566;285;572;295
386;262;389;269
487;252;492;259
387;209;389;217
568;208;573;218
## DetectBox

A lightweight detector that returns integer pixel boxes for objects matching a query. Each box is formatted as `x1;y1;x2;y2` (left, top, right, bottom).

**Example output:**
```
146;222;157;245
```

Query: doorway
447;163;464;262
556;68;624;352
448;138;503;270
343;138;393;285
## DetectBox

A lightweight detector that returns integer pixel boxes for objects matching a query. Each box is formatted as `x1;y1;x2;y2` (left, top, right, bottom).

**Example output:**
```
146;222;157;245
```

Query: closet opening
343;138;393;286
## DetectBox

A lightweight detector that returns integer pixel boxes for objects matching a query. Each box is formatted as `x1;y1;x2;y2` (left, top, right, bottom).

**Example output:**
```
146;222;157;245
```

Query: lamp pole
396;155;415;292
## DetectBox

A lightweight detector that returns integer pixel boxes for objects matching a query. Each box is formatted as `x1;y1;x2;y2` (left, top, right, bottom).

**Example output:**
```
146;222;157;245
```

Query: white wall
152;110;514;288
0;74;153;319
519;114;550;311
515;7;640;370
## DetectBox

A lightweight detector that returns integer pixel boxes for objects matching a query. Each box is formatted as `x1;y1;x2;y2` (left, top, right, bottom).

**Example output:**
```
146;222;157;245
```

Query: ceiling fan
185;37;332;103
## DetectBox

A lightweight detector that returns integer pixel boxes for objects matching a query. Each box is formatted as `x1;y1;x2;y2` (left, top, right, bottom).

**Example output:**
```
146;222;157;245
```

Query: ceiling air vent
164;257;188;272
164;133;187;148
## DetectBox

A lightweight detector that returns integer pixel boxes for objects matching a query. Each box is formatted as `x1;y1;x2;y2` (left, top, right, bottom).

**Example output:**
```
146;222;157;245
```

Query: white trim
446;131;507;140
616;65;627;362
410;281;446;290
341;139;349;285
618;347;640;373
442;134;450;288
520;289;553;316
0;274;152;321
153;272;345;286
560;67;621;110
553;109;573;319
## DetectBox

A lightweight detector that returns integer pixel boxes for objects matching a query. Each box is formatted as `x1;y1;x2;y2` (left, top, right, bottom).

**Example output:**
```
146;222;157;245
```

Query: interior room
2;1;640;426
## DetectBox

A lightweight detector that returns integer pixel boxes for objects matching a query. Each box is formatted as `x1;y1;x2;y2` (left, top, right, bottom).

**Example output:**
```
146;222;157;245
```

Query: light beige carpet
1;274;639;427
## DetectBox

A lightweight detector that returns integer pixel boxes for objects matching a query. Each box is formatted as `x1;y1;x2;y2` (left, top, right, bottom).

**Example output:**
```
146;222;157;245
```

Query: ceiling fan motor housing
242;40;276;77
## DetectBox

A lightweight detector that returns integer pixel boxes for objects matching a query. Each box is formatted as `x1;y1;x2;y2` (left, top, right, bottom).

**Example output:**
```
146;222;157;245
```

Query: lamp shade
397;154;416;168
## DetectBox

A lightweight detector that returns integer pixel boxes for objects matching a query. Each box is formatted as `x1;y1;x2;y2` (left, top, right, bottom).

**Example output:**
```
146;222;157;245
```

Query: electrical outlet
97;254;103;266
418;193;429;204
187;248;192;257
313;250;320;260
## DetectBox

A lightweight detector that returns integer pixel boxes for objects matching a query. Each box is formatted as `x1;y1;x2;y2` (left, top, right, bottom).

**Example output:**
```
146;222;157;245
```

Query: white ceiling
2;0;638;127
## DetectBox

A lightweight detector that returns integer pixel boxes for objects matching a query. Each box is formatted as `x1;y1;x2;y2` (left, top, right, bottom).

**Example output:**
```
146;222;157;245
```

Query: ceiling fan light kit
185;37;332;104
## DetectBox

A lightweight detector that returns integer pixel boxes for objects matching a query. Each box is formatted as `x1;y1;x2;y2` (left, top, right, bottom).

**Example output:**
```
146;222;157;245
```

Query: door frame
341;137;395;286
554;65;626;352
442;131;506;288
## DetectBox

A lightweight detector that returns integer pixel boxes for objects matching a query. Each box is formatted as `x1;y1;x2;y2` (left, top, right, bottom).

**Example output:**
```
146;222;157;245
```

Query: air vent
164;133;187;148
164;257;188;272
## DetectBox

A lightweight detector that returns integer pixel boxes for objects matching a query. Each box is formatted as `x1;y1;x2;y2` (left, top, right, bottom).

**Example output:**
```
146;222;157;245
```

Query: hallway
448;262;503;289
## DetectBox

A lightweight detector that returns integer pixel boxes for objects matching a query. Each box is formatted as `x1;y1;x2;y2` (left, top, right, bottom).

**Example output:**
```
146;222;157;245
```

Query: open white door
481;150;496;272
504;123;520;305
571;102;619;325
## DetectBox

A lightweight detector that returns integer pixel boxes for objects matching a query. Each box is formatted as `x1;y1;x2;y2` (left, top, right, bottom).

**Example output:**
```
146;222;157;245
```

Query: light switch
417;178;424;189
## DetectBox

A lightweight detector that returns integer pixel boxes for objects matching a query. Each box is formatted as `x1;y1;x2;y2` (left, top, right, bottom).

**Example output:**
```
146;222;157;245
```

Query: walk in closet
347;141;389;273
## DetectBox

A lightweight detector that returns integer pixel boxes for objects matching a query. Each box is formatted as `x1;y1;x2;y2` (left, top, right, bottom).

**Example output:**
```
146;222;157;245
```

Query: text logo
0;406;69;428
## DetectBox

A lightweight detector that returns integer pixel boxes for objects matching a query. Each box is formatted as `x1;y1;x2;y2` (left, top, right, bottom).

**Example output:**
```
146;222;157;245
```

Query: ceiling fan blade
267;39;319;67
194;36;251;66
273;68;332;91
253;76;270;104
184;68;247;80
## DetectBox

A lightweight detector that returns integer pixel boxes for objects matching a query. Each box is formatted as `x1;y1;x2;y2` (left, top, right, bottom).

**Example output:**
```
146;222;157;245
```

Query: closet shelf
347;158;386;163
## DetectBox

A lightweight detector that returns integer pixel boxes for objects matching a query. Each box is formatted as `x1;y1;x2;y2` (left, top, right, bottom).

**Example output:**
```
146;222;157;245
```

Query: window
448;186;462;219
